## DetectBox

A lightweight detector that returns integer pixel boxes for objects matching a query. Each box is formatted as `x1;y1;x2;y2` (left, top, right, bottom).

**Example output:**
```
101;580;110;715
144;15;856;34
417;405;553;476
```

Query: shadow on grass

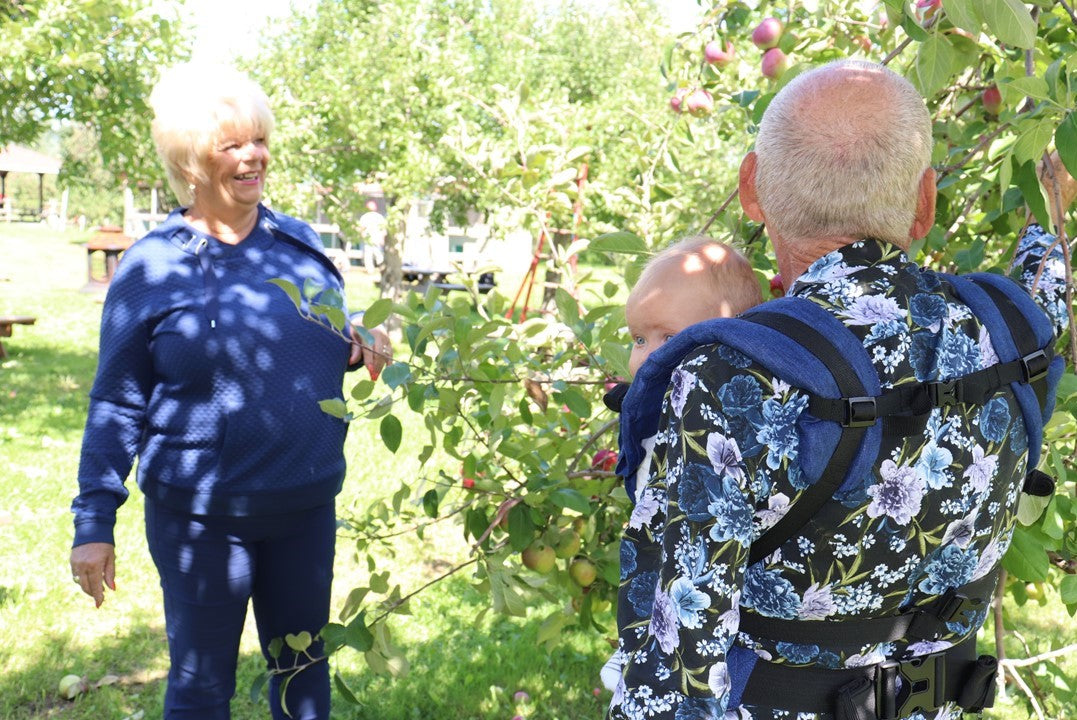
1;342;97;436
323;574;612;720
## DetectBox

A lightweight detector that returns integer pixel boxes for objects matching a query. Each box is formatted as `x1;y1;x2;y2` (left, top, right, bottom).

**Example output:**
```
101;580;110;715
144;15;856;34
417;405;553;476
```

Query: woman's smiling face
196;122;270;217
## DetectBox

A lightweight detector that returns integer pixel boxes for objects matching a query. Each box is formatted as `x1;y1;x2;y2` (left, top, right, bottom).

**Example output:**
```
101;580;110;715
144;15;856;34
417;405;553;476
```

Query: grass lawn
0;223;1073;719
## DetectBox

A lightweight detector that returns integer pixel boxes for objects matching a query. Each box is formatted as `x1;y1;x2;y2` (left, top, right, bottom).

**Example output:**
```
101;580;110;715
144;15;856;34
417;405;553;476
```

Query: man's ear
910;167;937;240
739;152;766;223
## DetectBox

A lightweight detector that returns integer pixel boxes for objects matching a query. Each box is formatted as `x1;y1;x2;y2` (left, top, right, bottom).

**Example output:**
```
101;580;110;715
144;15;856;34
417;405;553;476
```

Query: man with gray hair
607;60;1072;720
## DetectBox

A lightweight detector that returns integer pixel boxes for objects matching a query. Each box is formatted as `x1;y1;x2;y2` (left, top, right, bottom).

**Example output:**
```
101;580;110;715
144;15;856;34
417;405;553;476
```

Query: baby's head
625;236;761;377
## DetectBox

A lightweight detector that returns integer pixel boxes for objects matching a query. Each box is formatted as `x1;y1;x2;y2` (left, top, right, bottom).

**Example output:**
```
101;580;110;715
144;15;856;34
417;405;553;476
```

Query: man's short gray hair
754;60;932;246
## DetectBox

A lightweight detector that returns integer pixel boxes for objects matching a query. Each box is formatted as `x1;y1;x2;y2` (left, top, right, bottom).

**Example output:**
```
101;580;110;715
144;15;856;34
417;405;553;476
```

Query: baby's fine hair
636;236;763;317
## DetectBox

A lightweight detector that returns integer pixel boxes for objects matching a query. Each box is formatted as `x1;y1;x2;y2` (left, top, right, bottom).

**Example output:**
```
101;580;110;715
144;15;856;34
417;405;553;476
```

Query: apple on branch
704;39;735;67
752;17;782;50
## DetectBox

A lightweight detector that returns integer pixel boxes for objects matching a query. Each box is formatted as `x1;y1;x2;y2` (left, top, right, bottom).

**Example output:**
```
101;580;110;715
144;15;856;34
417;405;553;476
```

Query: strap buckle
928;379;962;407
875;651;946;719
844;396;877;427
1021;349;1050;383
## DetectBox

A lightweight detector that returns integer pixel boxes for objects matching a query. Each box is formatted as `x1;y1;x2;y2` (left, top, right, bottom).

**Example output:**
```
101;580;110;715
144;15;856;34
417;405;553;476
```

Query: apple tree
261;1;1077;716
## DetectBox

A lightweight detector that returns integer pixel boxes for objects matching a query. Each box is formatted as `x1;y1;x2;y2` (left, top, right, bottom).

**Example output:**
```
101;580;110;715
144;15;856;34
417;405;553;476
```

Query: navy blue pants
145;498;336;720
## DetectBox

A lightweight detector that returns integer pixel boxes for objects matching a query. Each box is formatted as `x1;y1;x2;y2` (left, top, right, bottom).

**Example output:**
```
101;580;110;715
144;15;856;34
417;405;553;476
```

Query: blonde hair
634;236;762;317
149;62;275;206
755;60;932;246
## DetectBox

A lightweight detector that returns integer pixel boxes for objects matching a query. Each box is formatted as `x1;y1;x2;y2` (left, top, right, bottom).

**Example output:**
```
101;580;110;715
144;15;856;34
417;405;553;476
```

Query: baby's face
625;271;723;377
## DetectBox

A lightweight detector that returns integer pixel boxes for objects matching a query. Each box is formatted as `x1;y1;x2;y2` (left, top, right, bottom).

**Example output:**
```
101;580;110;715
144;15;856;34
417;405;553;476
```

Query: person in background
68;62;390;720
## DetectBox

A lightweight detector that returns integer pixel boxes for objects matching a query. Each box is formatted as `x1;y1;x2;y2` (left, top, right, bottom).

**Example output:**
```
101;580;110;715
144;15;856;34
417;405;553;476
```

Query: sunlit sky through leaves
181;0;703;63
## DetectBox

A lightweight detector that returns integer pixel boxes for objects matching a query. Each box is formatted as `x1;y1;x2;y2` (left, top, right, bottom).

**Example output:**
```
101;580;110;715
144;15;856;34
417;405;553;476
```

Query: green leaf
422;489;439;518
362;298;393;328
370;571;390;594
1014;159;1051;228
590;231;647;255
1061;574;1077;606
1016;491;1050;525
558;388;591;417
284;631;313;653
555;287;579;325
943;0;982;33
1013;119;1054;167
981;0;1037;49
268;637;283;660
1056;112;1077;181
267;278;302;310
380;362;411;389
249;671;269;704
318;398;349;419
914;34;956;98
334;671;361;705
338;587;369;621
379;415;402;453
1001;525;1049;582
507;503;536;552
1005;76;1051;103
346;613;374;652
550;488;591;514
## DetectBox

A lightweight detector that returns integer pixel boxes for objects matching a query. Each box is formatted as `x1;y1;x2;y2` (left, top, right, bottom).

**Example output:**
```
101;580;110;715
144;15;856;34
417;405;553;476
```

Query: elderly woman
68;63;389;719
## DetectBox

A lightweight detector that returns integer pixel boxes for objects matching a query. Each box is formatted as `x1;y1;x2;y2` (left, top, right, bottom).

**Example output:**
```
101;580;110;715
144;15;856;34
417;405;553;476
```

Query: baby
626;236;763;377
601;235;763;695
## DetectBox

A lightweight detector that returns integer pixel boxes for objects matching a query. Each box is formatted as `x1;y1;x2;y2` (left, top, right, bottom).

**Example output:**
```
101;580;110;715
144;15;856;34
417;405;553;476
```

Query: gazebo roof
0;144;61;175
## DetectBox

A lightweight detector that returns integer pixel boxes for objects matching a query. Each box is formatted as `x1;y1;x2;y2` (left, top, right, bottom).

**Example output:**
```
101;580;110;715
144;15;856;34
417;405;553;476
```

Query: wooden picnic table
84;227;134;289
0;315;36;359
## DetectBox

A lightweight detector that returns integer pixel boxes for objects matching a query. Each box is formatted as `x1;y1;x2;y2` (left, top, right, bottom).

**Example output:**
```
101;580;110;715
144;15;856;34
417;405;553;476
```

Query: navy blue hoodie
72;205;354;546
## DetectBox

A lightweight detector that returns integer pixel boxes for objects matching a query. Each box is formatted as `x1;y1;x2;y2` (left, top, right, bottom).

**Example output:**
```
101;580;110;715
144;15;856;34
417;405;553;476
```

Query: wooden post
37;173;44;217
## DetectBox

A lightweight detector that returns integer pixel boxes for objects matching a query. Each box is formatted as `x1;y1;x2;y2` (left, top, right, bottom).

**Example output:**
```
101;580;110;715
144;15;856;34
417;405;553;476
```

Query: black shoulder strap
743;309;874;565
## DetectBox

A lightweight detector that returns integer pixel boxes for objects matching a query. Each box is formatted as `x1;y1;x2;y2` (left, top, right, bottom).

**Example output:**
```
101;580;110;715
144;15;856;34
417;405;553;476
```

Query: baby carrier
615;272;1062;720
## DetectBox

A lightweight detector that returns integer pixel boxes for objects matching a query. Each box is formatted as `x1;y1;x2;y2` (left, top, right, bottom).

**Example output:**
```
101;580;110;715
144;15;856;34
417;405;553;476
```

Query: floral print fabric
608;227;1068;720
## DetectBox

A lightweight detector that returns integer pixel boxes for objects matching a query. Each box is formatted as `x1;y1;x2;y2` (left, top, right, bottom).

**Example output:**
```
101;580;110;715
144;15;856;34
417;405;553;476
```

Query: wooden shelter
0;144;62;218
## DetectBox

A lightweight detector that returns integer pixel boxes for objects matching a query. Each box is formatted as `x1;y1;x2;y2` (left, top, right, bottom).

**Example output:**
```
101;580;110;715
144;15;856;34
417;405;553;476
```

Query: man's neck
775;233;909;283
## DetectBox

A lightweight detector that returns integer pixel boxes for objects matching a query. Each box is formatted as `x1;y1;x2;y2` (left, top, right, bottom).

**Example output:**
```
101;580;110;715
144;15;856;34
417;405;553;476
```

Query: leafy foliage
255;1;1077;715
0;0;186;180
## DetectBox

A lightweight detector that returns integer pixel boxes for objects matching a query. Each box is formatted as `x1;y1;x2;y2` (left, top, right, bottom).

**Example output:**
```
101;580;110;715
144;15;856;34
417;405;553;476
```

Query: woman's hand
70;542;116;608
350;325;393;381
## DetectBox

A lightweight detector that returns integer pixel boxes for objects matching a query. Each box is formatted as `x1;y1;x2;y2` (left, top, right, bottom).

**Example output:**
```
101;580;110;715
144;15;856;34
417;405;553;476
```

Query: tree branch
698;186;740;237
1001;644;1077;668
1059;0;1077;26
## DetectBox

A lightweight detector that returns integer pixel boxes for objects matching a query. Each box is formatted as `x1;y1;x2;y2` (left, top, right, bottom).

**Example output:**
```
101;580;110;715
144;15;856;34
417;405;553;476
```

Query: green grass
0;223;1073;719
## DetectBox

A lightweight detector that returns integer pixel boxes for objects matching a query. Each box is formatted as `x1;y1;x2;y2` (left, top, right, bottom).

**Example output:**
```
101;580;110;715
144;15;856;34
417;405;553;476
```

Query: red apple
761;48;788;80
752;17;782;50
981;85;1003;116
462;477;475;489
592;449;618;472
769;274;784;298
916;0;941;23
593;687;603;698
854;34;872;52
704;39;735;67
670;87;688;113
684;88;714;116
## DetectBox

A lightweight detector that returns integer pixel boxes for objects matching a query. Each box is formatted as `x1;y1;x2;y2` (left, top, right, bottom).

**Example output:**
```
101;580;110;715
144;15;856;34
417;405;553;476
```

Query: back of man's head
754;60;932;247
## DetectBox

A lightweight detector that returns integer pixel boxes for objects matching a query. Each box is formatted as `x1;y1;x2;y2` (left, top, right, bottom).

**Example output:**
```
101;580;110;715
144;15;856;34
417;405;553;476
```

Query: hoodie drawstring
194;238;220;329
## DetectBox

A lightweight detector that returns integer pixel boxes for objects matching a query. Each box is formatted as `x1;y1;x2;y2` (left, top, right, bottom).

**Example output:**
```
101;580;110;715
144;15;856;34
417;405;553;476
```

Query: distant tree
0;0;187;181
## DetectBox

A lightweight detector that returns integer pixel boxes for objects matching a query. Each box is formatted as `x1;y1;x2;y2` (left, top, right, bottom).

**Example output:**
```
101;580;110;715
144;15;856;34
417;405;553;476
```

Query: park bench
0;315;36;359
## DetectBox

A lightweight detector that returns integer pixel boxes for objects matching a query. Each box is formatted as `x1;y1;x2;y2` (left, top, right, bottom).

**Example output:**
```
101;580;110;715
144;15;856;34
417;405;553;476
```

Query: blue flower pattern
608;228;1067;720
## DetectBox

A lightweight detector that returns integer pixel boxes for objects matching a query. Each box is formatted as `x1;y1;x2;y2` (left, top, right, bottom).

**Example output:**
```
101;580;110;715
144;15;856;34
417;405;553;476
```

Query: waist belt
740;635;997;719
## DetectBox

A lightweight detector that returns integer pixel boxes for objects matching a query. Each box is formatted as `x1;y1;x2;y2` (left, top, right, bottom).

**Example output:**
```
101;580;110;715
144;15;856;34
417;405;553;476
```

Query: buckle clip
844;396;877;427
928;379;962;407
935;589;984;625
1021;349;1049;383
875;651;946;719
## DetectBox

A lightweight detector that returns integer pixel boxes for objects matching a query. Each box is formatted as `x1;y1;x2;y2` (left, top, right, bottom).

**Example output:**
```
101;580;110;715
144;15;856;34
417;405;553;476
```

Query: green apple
521;540;556;574
569;557;598;587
